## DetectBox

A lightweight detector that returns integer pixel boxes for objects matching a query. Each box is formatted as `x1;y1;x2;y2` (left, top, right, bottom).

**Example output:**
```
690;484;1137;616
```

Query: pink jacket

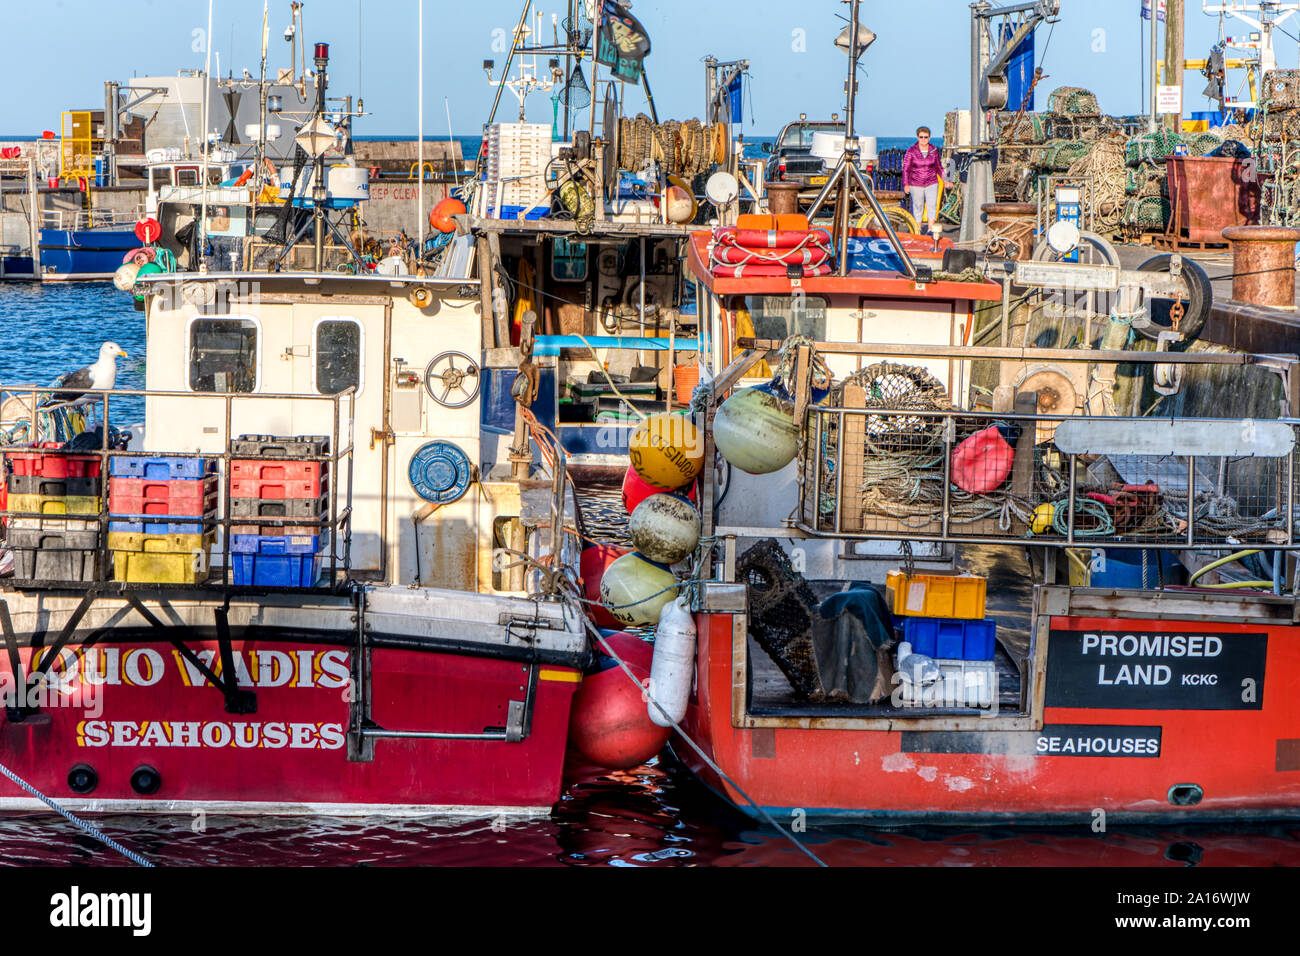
902;143;943;189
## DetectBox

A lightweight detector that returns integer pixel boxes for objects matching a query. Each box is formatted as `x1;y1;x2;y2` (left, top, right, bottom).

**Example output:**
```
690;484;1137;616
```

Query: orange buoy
568;662;670;769
430;197;467;233
621;464;696;513
581;544;630;630
594;631;655;672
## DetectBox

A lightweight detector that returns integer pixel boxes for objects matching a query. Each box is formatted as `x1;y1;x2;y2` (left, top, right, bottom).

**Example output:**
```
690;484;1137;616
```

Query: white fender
649;596;697;727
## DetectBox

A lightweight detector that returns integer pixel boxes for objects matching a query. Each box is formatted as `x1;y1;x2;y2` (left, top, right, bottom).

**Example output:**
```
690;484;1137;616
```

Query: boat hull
0;589;585;815
680;587;1300;824
38;229;138;281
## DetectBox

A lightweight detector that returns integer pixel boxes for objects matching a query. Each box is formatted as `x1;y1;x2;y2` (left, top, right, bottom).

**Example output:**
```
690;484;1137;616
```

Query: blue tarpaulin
727;74;744;124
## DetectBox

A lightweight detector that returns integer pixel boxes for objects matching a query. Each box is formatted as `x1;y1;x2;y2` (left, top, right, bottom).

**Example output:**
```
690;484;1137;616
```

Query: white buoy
112;261;141;292
598;552;677;627
628;494;701;566
713;386;799;474
649;596;697;727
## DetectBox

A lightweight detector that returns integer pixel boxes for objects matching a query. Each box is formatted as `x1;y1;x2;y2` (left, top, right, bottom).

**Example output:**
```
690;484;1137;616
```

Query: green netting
1125;129;1185;166
1122;195;1170;228
1040;140;1090;170
1187;131;1223;156
1047;86;1100;117
995;111;1048;144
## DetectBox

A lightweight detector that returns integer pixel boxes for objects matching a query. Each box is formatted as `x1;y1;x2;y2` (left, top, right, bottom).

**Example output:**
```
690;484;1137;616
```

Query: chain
1170;295;1185;332
900;539;916;580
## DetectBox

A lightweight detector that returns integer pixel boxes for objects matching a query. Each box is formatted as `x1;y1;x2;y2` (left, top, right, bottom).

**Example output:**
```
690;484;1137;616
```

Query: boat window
177;168;200;186
743;295;828;341
189;318;258;392
208;167;226;185
314;318;362;395
150;168;172;190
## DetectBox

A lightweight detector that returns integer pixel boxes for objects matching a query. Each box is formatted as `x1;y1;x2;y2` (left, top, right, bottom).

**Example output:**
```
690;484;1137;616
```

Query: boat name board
1045;627;1267;710
901;724;1164;758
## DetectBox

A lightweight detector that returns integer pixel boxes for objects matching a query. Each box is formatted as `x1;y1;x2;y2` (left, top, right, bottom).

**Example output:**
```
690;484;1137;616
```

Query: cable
1187;548;1260;586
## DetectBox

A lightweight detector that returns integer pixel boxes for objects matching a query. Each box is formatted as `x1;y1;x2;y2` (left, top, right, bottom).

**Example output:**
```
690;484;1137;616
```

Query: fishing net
994;111;1049;144
1065;137;1127;235
1262;70;1300;111
938;181;963;224
1125;128;1184;166
1123;195;1171;229
1187;130;1224;156
1039;139;1090;171
1047;86;1101;117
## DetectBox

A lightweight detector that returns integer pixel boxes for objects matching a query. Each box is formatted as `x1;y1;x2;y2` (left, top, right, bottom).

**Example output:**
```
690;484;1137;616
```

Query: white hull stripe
0;797;552;819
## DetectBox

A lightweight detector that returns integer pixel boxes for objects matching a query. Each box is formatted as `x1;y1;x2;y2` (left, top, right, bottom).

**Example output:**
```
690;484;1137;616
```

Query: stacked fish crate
481;122;551;219
228;435;330;588
107;456;219;584
886;571;997;709
3;446;104;582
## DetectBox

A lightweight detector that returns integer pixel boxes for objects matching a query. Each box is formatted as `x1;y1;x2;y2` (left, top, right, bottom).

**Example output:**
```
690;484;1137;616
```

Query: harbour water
2;283;1299;867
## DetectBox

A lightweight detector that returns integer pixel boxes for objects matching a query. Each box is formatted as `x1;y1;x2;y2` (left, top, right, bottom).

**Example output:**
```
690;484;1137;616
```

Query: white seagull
47;342;128;405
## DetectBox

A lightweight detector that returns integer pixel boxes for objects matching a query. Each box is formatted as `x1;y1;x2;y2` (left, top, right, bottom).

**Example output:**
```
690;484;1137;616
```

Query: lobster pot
1263;70;1300;111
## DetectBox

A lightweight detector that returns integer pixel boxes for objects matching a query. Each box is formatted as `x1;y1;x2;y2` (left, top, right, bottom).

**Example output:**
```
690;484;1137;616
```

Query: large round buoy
598;552;677;627
580;544;630;630
713;386;799;474
648;597;697;728
568;662;670;769
664;184;695;224
951;424;1015;493
629;493;700;566
133;261;164;301
628;412;704;489
112;261;141;292
621;464;696;513
429;197;466;233
594;631;655;673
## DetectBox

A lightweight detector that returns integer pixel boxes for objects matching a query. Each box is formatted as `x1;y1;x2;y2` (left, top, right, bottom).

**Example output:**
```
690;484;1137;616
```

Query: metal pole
198;0;215;269
1149;0;1159;132
418;0;425;259
1164;0;1184;131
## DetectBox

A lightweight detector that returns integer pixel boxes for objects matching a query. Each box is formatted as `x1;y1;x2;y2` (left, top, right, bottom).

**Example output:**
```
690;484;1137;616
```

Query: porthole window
189;317;259;392
314;318;362;395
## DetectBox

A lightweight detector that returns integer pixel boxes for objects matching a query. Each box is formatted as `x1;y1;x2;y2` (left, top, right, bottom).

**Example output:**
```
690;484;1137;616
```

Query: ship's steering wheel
424;351;481;408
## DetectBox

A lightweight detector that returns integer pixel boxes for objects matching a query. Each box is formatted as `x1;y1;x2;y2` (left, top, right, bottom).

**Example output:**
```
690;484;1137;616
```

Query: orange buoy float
628;412;704;490
581;544;630;630
951;424;1017;493
594;631;655;672
568;662;670;769
429;197;467;233
621;464;696;513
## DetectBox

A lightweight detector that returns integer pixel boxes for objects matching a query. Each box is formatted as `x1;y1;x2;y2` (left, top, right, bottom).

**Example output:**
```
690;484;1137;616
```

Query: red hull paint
0;641;579;812
681;612;1300;821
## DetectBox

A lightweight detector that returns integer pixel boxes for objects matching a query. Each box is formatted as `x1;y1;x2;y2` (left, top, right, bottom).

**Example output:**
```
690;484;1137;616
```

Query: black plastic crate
7;528;100;551
230;435;330;458
6;474;102;497
11;547;102;582
229;495;328;518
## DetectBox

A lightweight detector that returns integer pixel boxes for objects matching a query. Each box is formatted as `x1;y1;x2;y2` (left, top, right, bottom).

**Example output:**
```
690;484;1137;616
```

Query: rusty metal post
1221;225;1300;309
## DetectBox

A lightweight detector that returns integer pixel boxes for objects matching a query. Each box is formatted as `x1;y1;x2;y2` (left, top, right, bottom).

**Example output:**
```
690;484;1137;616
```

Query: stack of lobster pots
708;213;834;278
107;456;219;584
3;445;105;583
228;435;330;588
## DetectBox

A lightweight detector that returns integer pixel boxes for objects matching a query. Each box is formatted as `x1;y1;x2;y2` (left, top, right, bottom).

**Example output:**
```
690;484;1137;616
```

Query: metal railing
799;405;1297;551
0;383;356;592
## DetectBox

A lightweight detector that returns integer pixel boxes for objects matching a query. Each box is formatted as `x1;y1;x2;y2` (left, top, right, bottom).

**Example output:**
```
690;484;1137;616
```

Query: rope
577;612;827;867
0;760;153;867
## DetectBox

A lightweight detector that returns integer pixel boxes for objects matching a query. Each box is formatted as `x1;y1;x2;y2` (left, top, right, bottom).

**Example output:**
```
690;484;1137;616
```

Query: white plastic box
896;658;997;709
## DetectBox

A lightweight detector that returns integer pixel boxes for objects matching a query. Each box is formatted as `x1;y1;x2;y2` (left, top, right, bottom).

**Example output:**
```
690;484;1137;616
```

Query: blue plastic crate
229;533;323;555
491;204;548;221
900;617;997;661
231;551;323;587
109;518;208;535
109;455;217;480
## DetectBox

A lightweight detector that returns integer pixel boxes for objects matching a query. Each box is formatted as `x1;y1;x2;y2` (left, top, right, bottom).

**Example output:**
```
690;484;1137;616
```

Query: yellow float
628;412;704;489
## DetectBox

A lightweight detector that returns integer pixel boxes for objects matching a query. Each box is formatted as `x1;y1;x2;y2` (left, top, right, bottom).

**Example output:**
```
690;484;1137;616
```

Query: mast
1164;0;1184;131
418;0;425;263
199;0;215;271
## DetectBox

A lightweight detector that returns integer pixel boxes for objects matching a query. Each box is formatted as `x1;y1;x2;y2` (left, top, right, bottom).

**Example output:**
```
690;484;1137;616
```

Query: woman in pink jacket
902;126;944;236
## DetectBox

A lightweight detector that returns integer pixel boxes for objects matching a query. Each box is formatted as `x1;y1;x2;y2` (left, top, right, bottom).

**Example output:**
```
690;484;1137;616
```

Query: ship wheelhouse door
286;302;386;575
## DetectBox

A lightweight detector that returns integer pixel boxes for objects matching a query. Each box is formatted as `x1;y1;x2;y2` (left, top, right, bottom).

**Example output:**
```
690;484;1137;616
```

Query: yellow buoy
713;387;798;475
628;413;704;490
1031;503;1055;535
598;552;678;627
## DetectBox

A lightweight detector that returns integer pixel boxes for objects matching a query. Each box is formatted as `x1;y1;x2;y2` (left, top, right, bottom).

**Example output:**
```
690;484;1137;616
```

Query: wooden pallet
1151;234;1230;251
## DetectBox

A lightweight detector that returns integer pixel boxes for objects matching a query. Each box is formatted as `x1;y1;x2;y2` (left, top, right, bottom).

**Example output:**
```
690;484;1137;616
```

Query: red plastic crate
230;459;326;485
3;445;103;479
228;476;328;500
108;475;218;517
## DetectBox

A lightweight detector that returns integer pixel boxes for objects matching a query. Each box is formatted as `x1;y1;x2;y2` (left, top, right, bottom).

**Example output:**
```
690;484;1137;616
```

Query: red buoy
621;464;696;514
429;197;467;234
134;217;162;245
594;631;654;672
581;544;630;630
568;662;670;769
951;424;1016;494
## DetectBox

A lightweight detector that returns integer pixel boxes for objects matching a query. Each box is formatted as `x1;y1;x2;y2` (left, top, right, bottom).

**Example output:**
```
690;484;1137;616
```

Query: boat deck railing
0;384;356;595
800;405;1298;551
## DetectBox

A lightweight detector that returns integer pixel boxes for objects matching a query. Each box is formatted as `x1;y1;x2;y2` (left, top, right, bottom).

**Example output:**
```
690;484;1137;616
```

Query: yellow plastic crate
6;494;101;516
885;571;987;619
106;531;214;554
111;548;211;585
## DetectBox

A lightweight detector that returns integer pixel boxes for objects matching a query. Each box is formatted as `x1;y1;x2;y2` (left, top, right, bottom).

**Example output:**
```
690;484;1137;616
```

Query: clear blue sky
2;1;1294;135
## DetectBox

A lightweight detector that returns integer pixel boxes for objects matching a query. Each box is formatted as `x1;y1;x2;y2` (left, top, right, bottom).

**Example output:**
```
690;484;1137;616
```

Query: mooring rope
0;760;154;867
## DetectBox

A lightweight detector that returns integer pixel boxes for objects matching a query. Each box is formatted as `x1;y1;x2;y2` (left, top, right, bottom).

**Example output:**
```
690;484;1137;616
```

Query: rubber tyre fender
1135;254;1211;343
